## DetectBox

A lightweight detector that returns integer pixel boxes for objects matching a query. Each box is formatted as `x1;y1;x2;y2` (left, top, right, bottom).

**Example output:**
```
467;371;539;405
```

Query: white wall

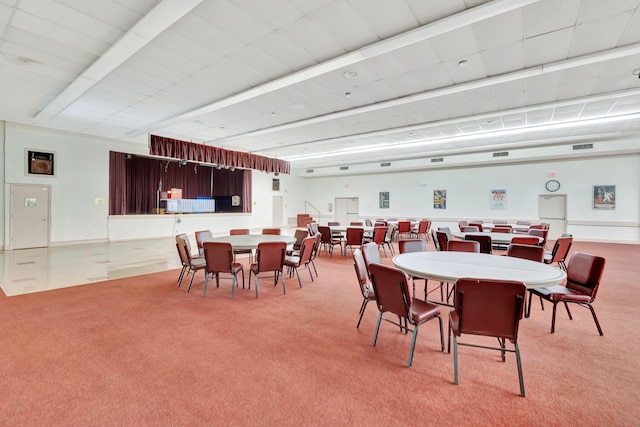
292;155;640;244
1;123;282;247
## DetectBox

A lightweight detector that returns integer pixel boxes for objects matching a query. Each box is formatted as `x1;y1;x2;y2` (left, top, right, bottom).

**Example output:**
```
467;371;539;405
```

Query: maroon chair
317;225;343;258
284;236;315;287
352;249;376;328
464;234;492;254
202;241;244;298
435;230;449;252
194;230;213;255
230;228;253;261
287;229;309;256
544;236;573;270
344;227;365;258
369;263;444;368
506;243;544;262
527;252;606;335
449;278;527;397
493;226;512;233
468;222;484;231
261;228;281;235
249;241;287;298
175;234;206;292
528;228;549;249
411;220;431;241
511;236;540;246
447;240;480;253
371;226;390;257
397;221;412;239
361;242;381;277
460;226;480;232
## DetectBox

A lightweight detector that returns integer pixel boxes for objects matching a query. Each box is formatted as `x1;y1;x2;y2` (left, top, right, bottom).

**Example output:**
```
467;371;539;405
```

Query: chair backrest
510;236;539;245
384;224;396;242
327;221;340;226
350;221;364;226
528;228;548;245
374;221;387;227
292;229;309;249
368;263;410;319
565;252;606;300
453;278;526;340
203;241;234;273
516;221;531;226
195;230;213;252
458;221;469;227
175;234;191;266
464;234;492;254
506;243;544;262
255;241;286;272
468;222;484;231
298;236;316;264
361;242;381;269
418;220;430;233
345;227;364;245
493;220;507;224
398;239;426;254
493;227;511;233
307;222;319;236
447;240;480;253
431;229;441;251
352;249;370;297
262;228;281;235
397;221;411;233
310;233;322;261
365;219;373;226
372;227;387;244
548;236;573;264
435;231;449;252
438;227;452;241
317;226;333;244
230;228;250;235
460;226;480;232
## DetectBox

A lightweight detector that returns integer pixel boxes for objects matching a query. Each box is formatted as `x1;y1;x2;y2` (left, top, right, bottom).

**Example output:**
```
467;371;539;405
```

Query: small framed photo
433;190;446;209
593;185;615;210
272;178;280;191
490;189;507;210
379;192;389;209
26;149;56;177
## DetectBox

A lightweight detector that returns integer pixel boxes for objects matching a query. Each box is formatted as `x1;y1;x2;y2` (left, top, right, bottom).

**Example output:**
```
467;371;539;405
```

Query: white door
272;195;283;226
11;184;50;249
335;197;359;225
538;194;567;240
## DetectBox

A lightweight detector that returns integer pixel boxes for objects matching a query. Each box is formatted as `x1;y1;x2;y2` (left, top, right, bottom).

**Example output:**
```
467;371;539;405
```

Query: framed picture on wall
490;189;507;210
272;178;280;191
433;190;446;209
26;149;56;177
379;192;389;208
593;185;615;210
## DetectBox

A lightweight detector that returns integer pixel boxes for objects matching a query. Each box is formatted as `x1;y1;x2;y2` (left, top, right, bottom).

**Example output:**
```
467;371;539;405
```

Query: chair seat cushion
283;255;300;266
231;263;243;274
192;258;206;268
409;298;441;324
531;285;591;303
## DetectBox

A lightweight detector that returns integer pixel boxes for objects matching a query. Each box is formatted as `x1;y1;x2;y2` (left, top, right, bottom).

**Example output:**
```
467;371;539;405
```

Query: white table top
392;251;566;289
452;231;542;245
208;234;296;250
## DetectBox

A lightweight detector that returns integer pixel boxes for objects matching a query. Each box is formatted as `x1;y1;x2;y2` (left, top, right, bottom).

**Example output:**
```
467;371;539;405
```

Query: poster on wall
433;190;446;209
26;150;55;177
593;185;615;210
379;192;389;208
490;189;507;210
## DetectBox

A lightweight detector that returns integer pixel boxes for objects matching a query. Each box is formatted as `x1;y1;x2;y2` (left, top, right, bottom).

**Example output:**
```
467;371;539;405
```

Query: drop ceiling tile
524;27;574;68
278;16;347;62
523;0;581;38
307;0;379;51
430;26;480;62
619;7;640;44
576;0;640;23
472;9;523;51
443;52;487;84
492;80;527;110
347;0;418;39
481;41;525;76
250;32;316;71
568;11;635;57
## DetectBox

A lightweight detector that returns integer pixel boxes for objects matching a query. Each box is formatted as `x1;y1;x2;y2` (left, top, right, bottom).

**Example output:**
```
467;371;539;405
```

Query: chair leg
203;272;210;296
177;266;186;286
311;259;318;277
437;316;444;352
372;312;383;346
587;304;604;336
551;301;559;333
187;270;197;293
453;334;459;385
407;324;419;368
563;301;573;320
498;337;506;362
357;298;368;328
294;267;302;287
281;269;286;294
515;342;526;397
230;274;236;299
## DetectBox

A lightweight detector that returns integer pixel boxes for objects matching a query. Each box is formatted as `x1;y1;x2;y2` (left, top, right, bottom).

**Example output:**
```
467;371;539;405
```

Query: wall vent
573;143;594;150
305;169;314;173
493;151;509;157
380;162;391;167
430;157;444;163
340;166;349;171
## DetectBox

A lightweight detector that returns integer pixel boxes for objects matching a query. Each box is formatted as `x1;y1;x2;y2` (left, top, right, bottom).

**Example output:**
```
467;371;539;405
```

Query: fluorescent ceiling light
283;113;640;161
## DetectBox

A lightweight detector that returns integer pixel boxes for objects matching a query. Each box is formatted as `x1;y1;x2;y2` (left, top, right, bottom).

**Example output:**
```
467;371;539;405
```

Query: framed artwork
272;178;280;191
490;189;507;210
26;149;55;177
433;190;446;209
379;192;389;209
593;185;615;210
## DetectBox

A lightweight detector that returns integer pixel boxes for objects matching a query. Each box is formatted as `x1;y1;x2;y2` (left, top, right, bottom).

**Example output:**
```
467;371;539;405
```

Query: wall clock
545;179;560;192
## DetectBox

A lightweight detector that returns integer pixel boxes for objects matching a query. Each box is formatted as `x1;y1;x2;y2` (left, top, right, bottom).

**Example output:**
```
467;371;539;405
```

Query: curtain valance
149;135;290;174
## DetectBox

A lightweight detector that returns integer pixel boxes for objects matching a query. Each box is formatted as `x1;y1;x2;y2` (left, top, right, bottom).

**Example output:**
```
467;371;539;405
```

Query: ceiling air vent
493;151;509;157
430;157;444;163
305;169;314;173
573;143;594;150
340;166;349;171
380;162;391;167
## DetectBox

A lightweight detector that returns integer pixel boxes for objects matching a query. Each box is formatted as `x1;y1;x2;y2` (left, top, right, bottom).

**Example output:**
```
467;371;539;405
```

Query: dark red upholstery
368;263;444;368
249;241;287;298
527;252;606;335
464;234;492;254
344;227;365;257
202;241;244;298
511;236;540;245
352;249;376;328
506;243;544;262
317;225;343;258
460;226;480;232
544;236;573;270
435;230;449;252
449;278;527;396
261;228;281;235
175;234;206;292
284;236;316;287
447;240;480;253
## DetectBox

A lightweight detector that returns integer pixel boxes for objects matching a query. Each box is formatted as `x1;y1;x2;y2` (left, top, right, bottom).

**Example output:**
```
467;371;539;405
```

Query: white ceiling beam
33;0;205;123
130;0;543;136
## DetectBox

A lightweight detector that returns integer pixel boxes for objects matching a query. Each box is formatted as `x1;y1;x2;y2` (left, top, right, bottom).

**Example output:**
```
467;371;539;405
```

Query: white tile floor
0;237;182;297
